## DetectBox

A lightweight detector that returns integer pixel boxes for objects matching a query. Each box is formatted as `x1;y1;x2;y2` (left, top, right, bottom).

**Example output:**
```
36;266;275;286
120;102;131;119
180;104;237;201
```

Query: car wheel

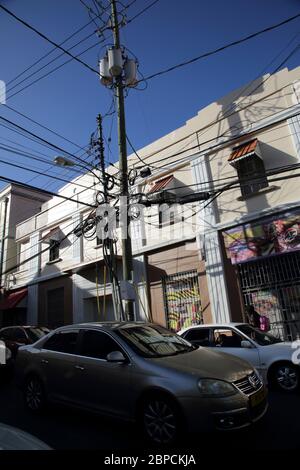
141;395;181;445
24;376;46;412
271;362;300;392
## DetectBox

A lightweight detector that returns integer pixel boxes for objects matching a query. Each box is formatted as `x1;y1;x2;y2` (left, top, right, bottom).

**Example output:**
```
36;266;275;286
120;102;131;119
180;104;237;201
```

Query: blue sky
0;0;299;193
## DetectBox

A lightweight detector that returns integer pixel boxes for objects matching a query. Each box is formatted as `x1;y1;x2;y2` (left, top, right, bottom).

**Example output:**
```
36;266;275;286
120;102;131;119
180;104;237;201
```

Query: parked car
0;326;51;361
0;342;12;377
0;423;50;450
178;323;299;393
16;322;267;445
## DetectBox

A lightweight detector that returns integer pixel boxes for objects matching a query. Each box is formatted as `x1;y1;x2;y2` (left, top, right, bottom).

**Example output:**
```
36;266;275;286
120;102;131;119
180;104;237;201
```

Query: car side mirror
106;350;127;363
241;340;252;349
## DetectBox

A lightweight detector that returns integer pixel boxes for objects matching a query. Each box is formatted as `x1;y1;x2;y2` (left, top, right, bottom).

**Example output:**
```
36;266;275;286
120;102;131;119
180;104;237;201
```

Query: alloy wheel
275;365;299;391
25;377;44;411
143;399;178;445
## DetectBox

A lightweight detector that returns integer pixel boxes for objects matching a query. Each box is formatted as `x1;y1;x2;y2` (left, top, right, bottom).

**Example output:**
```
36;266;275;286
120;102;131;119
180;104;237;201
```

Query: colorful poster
223;210;300;264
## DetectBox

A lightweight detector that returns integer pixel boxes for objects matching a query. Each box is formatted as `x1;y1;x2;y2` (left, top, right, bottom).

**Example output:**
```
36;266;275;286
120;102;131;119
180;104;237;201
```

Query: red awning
0;288;27;310
228;139;258;163
148;175;174;194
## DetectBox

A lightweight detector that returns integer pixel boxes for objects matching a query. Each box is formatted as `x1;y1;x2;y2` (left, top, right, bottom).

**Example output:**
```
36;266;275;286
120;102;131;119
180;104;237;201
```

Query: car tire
140;394;182;446
270;362;300;393
24;375;46;413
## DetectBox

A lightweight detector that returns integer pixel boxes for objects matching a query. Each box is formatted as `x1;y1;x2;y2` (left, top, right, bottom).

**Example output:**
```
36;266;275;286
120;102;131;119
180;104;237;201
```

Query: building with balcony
8;65;300;338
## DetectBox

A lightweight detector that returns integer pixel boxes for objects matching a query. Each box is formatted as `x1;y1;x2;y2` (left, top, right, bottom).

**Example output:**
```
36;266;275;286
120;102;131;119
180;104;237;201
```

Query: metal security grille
237;251;300;340
162;270;202;332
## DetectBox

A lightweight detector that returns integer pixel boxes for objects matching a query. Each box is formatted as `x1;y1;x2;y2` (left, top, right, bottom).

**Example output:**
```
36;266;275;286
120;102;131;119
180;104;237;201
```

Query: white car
178;323;300;393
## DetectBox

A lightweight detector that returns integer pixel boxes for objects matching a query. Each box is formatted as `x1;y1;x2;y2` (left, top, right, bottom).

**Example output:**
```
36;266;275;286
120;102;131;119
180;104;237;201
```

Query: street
0;378;299;451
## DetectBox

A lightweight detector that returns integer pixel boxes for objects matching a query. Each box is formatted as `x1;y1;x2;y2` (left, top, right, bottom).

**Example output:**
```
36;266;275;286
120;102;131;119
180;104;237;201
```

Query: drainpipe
0;197;9;291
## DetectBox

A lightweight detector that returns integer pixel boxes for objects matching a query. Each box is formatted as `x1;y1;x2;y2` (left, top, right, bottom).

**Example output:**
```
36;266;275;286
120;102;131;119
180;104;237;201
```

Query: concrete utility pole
110;0;134;321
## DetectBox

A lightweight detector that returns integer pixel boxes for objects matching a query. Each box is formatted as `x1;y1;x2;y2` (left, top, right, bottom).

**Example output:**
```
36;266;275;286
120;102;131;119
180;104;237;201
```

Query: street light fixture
53;156;77;168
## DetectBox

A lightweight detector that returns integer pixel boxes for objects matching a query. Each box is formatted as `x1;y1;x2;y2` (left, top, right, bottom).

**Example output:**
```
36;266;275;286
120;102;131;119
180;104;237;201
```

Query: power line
128;97;300;172
4;30;98;101
139;124;300;193
139;12;300;83
0;156;100;193
4;104;91;153
126;0;160;25
127;39;300;174
126;81;297;170
0;212;91;277
197;32;300;143
0;175;96;208
0;142;82;174
0;4;99;74
0;114;100;178
4;1;160;102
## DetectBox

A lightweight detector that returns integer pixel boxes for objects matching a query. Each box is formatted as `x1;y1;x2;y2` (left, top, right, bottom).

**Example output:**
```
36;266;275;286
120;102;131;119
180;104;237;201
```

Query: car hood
258;341;294;356
150;347;253;382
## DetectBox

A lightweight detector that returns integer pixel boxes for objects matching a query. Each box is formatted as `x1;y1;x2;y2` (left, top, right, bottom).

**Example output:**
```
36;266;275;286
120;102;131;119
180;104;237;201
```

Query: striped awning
148;175;174;194
228;139;259;164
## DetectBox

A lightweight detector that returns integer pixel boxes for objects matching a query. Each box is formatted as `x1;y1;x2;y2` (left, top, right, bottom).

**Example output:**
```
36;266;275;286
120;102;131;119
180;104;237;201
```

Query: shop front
222;208;300;340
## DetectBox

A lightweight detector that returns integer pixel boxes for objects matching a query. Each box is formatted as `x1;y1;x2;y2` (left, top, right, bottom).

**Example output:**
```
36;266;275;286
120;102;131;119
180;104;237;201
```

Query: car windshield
25;327;49;343
115;324;197;358
236;324;282;346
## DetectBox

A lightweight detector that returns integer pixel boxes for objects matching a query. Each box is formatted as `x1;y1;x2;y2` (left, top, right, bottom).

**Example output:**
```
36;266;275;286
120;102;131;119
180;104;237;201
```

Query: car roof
179;323;247;333
54;321;154;332
0;325;42;329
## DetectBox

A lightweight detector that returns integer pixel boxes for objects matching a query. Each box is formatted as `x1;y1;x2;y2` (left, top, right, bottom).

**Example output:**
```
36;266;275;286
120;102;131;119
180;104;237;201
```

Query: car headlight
198;379;237;397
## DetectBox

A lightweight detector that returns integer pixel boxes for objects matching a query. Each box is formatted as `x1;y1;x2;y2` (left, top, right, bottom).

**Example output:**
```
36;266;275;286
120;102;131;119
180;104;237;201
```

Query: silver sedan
15;322;268;445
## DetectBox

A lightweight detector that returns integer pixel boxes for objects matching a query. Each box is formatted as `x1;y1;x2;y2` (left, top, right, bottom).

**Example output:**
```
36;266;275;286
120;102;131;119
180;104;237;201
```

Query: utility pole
110;0;134;321
97;114;107;203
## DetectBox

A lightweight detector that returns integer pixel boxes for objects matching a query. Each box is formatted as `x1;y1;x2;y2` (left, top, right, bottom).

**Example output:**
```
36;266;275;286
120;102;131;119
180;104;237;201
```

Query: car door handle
41;359;49;365
74;365;85;371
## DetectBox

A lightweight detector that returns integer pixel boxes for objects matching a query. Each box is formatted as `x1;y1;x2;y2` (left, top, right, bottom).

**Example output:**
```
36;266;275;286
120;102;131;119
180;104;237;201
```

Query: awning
228;139;259;165
148;175;174;194
41;227;61;242
0;288;27;310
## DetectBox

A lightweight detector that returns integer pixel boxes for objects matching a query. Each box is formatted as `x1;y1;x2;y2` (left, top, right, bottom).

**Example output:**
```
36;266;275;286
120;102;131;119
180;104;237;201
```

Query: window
43;331;79;354
183;328;211;346
13;328;27;342
158;205;175;229
236;156;268;197
0;328;15;341
80;330;122;360
49;239;60;262
212;329;243;348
